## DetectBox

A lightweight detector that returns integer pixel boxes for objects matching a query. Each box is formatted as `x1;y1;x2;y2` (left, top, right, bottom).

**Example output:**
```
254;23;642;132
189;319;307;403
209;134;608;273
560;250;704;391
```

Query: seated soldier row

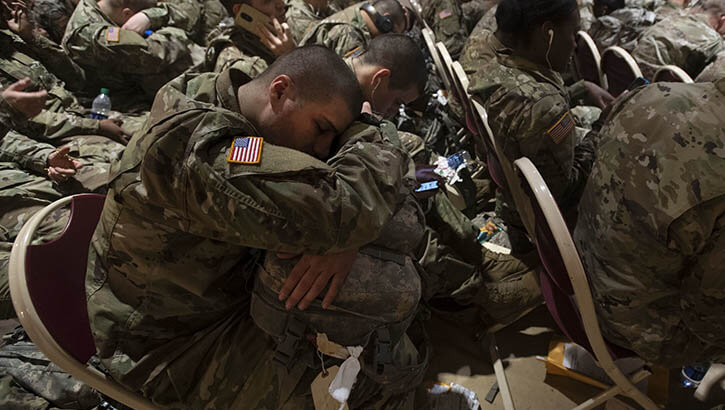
0;0;723;406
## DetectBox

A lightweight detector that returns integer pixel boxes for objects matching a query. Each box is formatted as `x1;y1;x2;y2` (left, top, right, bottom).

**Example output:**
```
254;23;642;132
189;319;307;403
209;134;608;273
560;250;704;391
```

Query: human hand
46;145;83;183
277;248;358;310
2;78;47;118
258;18;296;57
98;118;131;145
582;81;614;110
414;164;444;199
121;12;151;34
4;0;35;40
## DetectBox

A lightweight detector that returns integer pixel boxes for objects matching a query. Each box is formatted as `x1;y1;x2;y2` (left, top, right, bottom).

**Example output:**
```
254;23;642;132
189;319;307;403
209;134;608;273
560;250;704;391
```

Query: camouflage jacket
12;30;86;92
589;7;657;52
62;0;195;109
470;5;497;34
0;132;54;175
696;50;725;83
575;79;725;367
204;24;275;73
420;0;467;59
469;54;601;231
300;3;371;57
0;30;104;141
85;65;413;405
459;28;510;75
631;13;723;80
197;0;229;45
285;0;333;43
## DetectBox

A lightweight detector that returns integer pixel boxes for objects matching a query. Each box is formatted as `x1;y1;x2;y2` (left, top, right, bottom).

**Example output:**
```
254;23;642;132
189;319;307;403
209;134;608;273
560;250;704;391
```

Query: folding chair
574;31;605;88
9;194;157;410
422;28;451;91
653;65;694;83
436;41;458;101
601;46;643;97
512;157;659;410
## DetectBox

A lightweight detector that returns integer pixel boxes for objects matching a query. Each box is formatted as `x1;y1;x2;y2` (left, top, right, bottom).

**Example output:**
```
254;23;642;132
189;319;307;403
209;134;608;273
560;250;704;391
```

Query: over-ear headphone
360;3;394;33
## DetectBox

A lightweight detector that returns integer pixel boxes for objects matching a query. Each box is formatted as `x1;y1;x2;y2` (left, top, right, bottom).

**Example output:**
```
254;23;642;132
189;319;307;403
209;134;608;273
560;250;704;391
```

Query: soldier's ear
268;75;296;108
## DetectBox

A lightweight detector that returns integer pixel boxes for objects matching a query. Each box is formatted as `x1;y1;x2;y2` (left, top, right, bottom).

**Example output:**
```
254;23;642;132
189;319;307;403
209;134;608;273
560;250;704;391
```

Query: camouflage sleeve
24;33;87;92
18;110;101;141
567;80;589;104
142;0;202;33
301;23;365;57
671;199;725;355
0;92;28;138
178;122;411;254
213;45;269;75
491;92;591;208
64;24;192;75
0;131;54;174
425;0;466;59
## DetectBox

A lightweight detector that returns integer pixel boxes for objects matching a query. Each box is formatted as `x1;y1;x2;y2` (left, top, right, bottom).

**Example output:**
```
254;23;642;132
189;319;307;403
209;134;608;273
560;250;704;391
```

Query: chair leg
486;333;515;410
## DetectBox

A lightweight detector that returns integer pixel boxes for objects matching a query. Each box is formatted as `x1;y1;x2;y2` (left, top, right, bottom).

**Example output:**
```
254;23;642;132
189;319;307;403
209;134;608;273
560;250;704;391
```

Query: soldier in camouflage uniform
697;49;725;82
300;0;408;57
462;0;498;33
204;0;291;73
285;0;334;42
575;78;725;368
589;0;657;52
459;27;511;75
419;0;468;59
84;46;424;408
468;0;612;248
62;0;198;109
631;0;724;80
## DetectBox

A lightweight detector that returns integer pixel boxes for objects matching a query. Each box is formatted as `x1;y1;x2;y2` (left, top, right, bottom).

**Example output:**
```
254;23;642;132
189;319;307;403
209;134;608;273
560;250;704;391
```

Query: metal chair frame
9;194;157;410
513;158;659;410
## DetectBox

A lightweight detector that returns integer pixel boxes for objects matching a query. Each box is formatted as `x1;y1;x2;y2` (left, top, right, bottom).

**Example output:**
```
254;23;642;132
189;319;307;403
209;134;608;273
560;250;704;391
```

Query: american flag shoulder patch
106;27;120;43
227;136;263;164
438;9;452;19
547;111;574;144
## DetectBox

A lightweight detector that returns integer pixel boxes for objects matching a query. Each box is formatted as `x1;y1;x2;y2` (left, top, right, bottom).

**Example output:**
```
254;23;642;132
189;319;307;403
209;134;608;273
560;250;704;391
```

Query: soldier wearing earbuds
468;0;614;252
300;0;409;57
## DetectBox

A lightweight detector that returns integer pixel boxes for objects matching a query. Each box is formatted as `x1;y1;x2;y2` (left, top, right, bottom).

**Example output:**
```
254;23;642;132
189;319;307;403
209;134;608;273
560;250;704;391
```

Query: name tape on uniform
227;136;263;164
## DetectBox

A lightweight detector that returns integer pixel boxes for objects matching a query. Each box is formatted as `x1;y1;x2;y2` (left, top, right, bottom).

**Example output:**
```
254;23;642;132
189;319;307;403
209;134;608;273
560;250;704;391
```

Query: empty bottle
90;88;111;120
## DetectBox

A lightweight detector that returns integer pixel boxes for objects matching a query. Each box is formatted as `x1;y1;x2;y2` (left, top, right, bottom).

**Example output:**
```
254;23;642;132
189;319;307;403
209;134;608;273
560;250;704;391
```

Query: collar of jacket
215;65;253;114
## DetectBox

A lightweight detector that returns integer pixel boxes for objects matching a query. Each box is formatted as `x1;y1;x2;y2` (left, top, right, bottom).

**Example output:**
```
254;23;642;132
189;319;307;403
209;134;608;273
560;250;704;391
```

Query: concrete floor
3;309;724;409
424;306;725;410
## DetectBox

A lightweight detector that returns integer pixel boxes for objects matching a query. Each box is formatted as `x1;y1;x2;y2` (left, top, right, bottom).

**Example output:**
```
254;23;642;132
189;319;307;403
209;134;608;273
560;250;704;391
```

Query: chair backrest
601;46;643;97
653;65;694;83
512;158;634;360
436;41;457;99
422;28;451;91
9;194;157;410
574;31;604;88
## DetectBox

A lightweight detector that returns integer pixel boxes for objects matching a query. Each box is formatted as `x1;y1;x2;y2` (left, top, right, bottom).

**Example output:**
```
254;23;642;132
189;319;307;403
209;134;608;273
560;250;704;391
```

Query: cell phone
234;4;276;40
415;180;439;192
627;77;649;91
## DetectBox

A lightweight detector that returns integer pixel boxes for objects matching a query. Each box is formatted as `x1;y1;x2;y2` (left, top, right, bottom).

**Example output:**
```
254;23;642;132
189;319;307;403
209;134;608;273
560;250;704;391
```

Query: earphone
360;3;394;33
546;29;554;69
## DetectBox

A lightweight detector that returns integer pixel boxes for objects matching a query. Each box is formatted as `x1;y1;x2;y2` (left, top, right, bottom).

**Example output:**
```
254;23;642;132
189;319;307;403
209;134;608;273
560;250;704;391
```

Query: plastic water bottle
90;88;111;120
681;362;711;388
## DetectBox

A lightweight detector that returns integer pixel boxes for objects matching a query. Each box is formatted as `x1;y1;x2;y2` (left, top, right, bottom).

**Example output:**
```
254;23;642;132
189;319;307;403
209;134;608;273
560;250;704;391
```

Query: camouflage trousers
0;328;101;410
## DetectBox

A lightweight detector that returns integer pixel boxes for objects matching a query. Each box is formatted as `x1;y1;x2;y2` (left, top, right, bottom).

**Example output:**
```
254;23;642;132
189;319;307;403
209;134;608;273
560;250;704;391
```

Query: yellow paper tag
311;366;349;410
106;27;120;43
316;333;350;360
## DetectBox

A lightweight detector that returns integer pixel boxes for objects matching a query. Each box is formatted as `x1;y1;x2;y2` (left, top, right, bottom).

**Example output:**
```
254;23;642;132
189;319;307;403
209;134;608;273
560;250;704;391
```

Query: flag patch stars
227;136;263;164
